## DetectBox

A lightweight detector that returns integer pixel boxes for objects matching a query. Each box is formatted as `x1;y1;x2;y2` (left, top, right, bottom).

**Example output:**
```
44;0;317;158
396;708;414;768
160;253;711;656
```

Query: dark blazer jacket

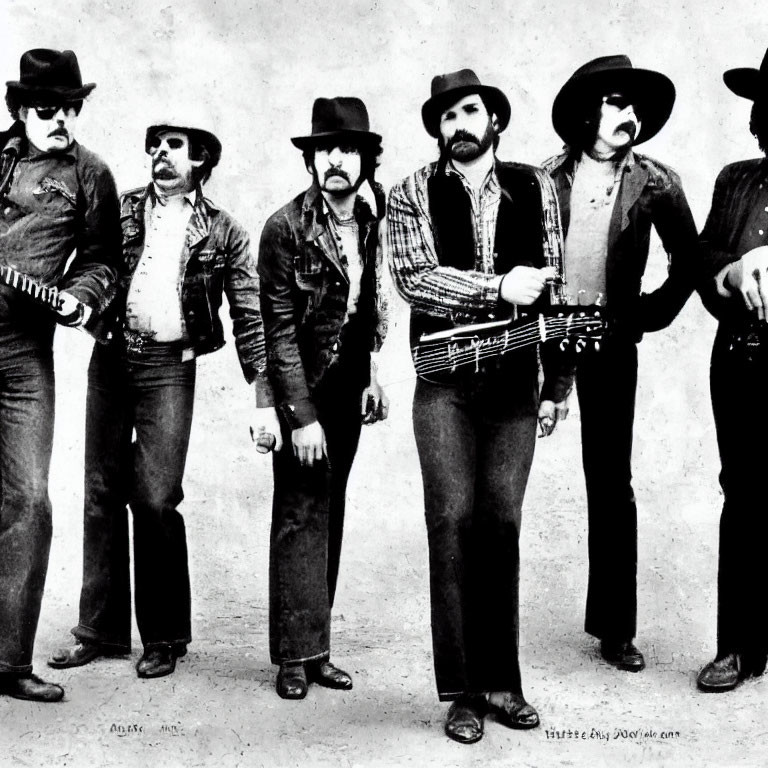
544;151;699;339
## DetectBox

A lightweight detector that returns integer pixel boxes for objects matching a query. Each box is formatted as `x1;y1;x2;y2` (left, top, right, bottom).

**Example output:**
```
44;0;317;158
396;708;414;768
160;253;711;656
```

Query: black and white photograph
0;1;766;766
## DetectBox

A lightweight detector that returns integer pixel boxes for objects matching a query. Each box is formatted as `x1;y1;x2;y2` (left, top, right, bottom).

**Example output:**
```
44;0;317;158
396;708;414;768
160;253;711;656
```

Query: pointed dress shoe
307;660;353;690
136;643;186;679
0;674;64;702
487;692;540;730
276;663;308;699
444;696;487;744
697;653;742;692
600;639;646;672
48;641;105;669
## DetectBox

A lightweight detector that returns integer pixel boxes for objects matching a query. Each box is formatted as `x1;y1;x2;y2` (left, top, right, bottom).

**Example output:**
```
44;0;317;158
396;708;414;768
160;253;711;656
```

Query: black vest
410;160;546;344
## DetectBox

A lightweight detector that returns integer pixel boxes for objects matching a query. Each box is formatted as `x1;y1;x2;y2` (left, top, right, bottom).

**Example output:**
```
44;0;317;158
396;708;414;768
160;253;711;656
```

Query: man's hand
55;291;90;327
361;377;389;425
251;406;283;453
725;246;768;320
537;398;569;438
291;421;327;466
500;266;556;306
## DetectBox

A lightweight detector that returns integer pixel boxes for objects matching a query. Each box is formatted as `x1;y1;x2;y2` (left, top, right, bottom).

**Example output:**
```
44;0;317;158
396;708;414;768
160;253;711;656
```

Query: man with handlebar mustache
543;55;699;673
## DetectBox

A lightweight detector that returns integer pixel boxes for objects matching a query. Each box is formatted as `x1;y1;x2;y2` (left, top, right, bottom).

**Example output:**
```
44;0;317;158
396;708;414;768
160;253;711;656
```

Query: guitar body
410;306;605;384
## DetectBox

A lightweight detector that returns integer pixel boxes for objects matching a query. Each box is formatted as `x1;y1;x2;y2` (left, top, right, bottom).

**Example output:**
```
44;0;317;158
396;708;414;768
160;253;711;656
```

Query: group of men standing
0;44;765;746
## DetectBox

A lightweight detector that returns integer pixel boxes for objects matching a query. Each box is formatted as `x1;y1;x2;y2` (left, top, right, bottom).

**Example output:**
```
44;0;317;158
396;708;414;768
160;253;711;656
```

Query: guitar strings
411;318;602;375
412;318;598;363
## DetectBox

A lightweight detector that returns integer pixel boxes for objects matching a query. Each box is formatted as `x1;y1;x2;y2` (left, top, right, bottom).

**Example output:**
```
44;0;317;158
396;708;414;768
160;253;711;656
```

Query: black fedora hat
552;55;675;146
421;68;511;138
724;48;768;100
6;49;96;100
291;97;381;150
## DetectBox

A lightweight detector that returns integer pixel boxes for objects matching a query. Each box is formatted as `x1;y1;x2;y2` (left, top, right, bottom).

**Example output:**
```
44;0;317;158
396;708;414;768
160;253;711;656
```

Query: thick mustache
449;130;480;147
616;120;637;139
324;168;350;182
48;128;69;138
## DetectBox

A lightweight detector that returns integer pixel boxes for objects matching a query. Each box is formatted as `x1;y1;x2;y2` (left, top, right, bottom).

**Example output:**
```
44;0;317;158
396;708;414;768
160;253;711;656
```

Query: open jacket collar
300;182;377;281
122;183;219;260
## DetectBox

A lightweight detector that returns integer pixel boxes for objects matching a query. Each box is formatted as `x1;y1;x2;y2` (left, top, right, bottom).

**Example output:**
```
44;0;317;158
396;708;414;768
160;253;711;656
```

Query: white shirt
125;188;195;341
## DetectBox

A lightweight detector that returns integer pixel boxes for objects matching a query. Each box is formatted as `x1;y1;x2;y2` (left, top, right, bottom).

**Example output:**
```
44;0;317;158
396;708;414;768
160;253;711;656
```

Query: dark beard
445;121;496;162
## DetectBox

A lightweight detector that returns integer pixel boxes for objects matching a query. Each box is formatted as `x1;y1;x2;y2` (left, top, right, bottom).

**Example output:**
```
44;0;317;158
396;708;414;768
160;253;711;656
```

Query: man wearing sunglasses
542;56;699;673
0;49;120;703
48;112;278;680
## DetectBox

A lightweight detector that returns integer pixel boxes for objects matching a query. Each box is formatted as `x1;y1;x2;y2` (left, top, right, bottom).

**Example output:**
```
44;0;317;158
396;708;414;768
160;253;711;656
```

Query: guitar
0;263;87;325
0;263;64;311
411;306;605;381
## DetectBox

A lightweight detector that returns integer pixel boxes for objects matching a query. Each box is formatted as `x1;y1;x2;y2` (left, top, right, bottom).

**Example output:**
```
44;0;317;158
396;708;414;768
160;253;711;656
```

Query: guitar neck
413;309;604;378
0;264;62;311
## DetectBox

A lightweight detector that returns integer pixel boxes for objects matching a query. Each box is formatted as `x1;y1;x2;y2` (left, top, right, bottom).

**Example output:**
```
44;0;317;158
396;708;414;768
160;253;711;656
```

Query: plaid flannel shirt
387;161;505;320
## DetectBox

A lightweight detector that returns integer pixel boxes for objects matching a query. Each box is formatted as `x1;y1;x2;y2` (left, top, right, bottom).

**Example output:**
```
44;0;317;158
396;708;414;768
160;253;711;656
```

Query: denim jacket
95;184;269;388
0;125;120;326
543;150;699;339
258;182;388;429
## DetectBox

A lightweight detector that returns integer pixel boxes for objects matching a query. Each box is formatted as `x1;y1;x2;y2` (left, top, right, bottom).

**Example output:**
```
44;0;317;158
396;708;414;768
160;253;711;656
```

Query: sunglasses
602;94;634;111
31;102;82;120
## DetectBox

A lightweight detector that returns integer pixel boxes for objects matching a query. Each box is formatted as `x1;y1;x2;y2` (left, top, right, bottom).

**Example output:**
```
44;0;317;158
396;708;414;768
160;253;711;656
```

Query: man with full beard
542;56;698;673
388;69;571;744
258;97;389;700
49;116;279;679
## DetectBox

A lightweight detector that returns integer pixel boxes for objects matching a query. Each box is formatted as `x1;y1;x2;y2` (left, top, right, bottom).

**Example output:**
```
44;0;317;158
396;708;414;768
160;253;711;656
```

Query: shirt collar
445;159;499;195
150;183;197;209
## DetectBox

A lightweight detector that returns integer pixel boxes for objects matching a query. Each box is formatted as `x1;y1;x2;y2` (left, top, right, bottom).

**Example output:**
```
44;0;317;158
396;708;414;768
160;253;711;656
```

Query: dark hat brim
146;124;222;168
552;67;675;146
723;68;761;100
5;81;97;100
421;84;511;138
290;129;382;150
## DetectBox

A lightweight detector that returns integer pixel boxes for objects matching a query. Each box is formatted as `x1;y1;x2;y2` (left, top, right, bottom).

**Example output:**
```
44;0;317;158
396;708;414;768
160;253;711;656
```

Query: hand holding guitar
55;290;91;327
500;266;556;306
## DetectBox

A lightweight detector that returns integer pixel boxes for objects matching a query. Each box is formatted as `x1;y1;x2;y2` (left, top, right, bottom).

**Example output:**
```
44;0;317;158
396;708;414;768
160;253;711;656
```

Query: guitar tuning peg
594;340;601;352
575;338;586;352
559;338;570;351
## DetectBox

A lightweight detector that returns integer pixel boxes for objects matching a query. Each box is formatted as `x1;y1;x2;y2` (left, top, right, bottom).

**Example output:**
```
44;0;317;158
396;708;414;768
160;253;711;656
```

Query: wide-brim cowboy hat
421;68;511;138
291;97;381;150
6;49;96;100
723;47;768;100
552;55;675;146
145;122;222;169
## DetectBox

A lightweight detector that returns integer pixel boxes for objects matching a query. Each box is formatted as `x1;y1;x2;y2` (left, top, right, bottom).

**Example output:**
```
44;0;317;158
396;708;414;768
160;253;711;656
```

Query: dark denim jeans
412;368;537;701
0;339;55;675
73;343;195;650
710;326;768;671
269;366;363;664
576;338;639;642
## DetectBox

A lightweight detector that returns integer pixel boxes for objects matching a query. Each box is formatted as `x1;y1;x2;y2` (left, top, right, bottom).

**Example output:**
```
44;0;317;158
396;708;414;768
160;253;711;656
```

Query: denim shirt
0;127;120;333
258;182;388;428
94;184;269;389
